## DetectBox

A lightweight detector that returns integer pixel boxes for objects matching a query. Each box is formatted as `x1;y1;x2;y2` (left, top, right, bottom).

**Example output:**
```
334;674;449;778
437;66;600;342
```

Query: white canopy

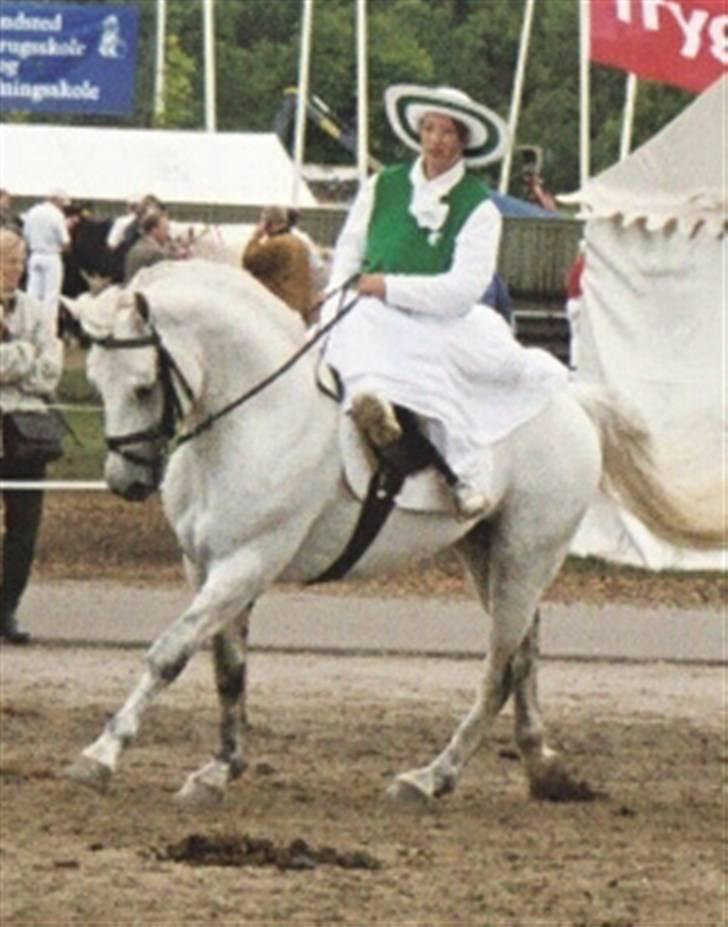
0;123;317;207
563;76;726;571
561;75;726;235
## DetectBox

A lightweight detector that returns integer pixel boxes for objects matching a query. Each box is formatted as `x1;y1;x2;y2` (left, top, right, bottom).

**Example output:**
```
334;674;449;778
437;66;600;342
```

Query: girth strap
309;463;406;585
309;404;444;584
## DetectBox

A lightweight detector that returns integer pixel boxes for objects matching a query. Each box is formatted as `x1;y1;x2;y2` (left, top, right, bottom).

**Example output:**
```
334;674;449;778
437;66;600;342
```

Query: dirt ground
0;645;724;926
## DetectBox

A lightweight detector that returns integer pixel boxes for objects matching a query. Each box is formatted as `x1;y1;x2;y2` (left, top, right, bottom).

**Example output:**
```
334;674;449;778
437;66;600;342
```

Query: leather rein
89;278;360;482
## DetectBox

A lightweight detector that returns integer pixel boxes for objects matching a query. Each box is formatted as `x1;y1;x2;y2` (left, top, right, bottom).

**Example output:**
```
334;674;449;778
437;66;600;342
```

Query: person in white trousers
22;189;73;312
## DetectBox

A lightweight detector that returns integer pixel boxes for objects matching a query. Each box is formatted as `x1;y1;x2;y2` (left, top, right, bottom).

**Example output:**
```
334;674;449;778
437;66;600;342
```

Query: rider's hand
357;273;386;300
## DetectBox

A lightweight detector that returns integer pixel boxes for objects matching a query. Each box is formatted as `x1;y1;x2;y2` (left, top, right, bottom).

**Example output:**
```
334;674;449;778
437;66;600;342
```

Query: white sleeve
107;215;132;249
327;176;376;289
0;305;63;394
385;199;502;319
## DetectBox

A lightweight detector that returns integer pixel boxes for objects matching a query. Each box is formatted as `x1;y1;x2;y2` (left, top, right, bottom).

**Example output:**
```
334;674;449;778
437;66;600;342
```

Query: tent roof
560;75;726;236
0;123;318;207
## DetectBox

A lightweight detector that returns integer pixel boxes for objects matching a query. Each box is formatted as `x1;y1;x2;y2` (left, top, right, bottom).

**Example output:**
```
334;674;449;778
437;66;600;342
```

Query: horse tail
573;384;726;551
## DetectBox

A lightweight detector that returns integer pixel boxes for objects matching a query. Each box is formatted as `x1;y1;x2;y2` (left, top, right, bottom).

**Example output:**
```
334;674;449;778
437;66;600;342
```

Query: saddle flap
339;416;454;514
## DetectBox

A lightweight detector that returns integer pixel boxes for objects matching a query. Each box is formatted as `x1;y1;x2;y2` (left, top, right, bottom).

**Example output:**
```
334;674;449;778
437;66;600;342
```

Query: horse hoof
174;777;225;808
386;774;432;808
65;754;112;793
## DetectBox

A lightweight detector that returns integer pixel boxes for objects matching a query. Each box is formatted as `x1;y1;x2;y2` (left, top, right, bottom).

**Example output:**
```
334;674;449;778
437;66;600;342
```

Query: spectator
124;208;172;283
0;228;64;644
0;188;23;233
106;194;142;251
110;194;165;282
22;189;74;311
242;205;318;324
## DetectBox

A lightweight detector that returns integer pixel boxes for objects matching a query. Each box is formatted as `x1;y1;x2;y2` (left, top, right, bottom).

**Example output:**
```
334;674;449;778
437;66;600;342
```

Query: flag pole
153;0;167;120
499;0;536;194
292;0;314;207
356;0;369;188
620;73;638;160
202;0;217;132
578;0;591;187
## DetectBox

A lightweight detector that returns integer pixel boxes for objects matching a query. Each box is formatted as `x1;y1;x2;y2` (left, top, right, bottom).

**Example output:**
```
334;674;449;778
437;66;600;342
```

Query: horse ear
134;292;151;323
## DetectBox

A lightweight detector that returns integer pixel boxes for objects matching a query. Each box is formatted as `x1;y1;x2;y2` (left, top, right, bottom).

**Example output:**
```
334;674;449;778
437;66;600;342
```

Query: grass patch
48;406;105;481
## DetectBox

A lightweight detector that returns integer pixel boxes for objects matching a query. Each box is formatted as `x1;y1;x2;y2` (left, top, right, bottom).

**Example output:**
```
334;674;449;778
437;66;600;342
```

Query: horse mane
130;259;307;345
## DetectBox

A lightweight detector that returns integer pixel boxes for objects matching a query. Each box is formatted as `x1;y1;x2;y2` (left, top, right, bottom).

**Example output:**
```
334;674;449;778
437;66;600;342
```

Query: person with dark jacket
0;228;64;643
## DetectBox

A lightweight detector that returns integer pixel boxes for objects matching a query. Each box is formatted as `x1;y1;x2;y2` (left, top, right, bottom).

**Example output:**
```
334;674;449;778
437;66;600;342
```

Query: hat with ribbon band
384;84;509;168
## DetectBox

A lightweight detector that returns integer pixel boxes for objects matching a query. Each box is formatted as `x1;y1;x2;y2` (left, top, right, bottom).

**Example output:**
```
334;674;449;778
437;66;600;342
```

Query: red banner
590;0;727;92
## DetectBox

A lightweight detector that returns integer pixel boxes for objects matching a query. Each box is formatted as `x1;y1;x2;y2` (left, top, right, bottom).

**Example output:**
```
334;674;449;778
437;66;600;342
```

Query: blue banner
0;3;139;115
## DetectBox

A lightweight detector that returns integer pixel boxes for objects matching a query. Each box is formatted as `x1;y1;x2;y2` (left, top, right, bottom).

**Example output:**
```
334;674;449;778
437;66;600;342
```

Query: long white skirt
323;296;568;479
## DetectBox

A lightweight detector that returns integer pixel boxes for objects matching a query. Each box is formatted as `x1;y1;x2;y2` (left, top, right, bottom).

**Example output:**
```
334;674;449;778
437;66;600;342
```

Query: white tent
561;76;726;571
0;123;317;207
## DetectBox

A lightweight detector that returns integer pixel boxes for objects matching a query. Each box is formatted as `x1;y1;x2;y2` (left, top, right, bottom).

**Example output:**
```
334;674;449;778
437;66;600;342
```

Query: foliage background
1;0;693;196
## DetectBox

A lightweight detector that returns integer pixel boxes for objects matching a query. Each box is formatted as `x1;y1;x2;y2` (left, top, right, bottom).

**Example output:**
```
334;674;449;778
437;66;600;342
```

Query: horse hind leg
175;605;253;807
387;531;519;804
388;532;570;805
510;612;598;801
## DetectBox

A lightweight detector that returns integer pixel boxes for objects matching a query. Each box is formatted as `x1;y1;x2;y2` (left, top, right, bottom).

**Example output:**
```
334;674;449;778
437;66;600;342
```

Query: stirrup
350;393;403;448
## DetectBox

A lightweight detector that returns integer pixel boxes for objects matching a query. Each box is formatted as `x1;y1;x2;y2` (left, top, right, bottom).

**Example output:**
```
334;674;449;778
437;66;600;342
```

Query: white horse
66;259;723;807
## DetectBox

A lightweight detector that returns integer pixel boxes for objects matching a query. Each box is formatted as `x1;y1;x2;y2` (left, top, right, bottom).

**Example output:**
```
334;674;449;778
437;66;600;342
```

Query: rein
89;276;360;474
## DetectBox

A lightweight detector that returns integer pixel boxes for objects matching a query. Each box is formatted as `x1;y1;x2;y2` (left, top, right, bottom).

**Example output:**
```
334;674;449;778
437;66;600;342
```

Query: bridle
90;324;194;484
89;277;360;485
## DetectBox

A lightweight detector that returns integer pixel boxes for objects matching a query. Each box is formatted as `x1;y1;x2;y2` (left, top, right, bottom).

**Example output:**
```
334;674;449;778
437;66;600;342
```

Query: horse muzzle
105;448;163;502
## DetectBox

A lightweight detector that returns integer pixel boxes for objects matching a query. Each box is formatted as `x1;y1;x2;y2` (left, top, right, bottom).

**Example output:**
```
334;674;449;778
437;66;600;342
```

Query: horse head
84;285;201;501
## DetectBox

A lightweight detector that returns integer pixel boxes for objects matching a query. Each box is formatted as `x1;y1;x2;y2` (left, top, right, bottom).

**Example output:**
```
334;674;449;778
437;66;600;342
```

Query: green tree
152;34;199;129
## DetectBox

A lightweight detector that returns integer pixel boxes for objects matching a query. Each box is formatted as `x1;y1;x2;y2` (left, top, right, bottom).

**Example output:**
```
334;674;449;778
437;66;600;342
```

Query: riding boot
349;393;402;448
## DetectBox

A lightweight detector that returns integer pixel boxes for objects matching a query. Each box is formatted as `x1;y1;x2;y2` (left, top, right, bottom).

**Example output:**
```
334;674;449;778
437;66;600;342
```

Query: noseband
91;327;194;484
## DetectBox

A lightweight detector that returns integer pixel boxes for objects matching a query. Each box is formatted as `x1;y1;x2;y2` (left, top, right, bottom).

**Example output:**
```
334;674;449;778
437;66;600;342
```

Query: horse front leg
175;605;253;807
65;551;265;794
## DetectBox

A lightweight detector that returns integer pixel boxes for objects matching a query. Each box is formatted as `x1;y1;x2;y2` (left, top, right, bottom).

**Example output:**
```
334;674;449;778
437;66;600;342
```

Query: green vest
363;163;491;275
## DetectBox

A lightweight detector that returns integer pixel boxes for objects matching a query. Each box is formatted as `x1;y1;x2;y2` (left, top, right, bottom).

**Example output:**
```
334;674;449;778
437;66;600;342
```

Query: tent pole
202;0;217;132
499;0;535;195
153;0;167;121
620;73;638;160
578;0;591;187
356;0;369;188
292;0;315;208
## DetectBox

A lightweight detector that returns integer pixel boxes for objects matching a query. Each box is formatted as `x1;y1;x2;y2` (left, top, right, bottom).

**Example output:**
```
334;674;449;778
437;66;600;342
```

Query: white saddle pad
339;416;457;514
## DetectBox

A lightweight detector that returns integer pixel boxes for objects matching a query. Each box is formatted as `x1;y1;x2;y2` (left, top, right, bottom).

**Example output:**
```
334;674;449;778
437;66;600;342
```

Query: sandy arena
0;639;723;926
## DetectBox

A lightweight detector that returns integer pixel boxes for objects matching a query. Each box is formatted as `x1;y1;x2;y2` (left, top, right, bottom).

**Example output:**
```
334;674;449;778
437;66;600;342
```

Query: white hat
384;84;509;168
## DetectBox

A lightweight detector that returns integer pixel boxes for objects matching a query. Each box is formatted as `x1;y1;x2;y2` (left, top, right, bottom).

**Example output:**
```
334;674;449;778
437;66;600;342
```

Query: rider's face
419;113;466;179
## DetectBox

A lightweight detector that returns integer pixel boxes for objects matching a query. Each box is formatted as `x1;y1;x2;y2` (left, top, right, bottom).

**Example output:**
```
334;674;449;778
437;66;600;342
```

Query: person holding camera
0;228;64;644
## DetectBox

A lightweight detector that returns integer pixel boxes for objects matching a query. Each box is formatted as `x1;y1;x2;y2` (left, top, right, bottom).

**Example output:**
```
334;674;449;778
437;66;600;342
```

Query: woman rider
322;84;567;519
